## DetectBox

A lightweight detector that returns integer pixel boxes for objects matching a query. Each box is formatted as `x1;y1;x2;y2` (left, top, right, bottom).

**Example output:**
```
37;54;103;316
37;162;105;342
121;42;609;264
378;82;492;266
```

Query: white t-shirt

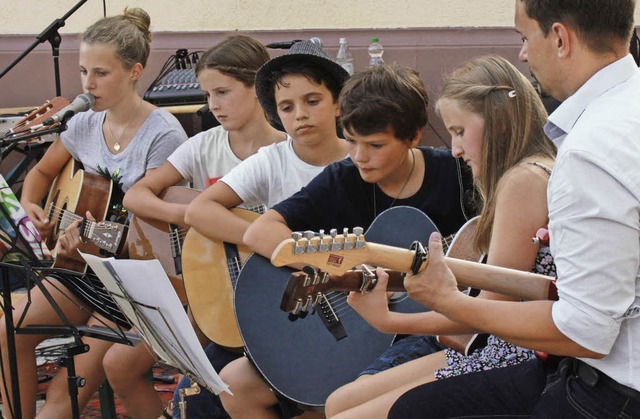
167;125;242;190
220;136;326;209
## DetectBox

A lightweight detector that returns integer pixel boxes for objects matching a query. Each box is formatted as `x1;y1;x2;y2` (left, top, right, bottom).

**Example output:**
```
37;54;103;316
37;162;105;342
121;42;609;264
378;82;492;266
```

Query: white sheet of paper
80;251;230;395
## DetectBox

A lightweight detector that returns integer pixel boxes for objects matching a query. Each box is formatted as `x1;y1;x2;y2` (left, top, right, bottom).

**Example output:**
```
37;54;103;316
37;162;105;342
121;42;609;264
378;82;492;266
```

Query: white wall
2;0;526;34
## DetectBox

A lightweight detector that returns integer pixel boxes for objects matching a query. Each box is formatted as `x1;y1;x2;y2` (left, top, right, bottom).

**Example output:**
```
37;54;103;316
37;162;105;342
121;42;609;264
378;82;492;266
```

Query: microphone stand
0;0;89;97
0;125;66;150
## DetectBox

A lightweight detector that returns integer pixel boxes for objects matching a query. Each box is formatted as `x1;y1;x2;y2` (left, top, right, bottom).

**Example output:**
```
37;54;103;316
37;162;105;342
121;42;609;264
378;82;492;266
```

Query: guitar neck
363;242;555;301
324;269;406;292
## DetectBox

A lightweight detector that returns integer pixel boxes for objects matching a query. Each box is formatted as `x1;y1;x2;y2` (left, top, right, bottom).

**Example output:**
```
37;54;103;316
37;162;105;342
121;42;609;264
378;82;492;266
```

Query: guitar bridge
318;295;347;341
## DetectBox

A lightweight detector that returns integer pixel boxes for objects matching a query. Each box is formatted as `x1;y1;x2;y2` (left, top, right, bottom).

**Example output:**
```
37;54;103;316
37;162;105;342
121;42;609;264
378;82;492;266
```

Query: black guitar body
234;206;437;410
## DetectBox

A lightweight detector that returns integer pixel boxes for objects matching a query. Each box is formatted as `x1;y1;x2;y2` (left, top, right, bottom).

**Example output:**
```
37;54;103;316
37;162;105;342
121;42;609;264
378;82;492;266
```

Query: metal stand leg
179;381;201;419
98;380;117;419
58;341;89;419
1;266;22;419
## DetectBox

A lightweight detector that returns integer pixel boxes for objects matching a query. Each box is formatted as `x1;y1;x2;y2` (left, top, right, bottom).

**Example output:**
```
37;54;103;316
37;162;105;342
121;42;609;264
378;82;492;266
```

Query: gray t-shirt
61;108;187;193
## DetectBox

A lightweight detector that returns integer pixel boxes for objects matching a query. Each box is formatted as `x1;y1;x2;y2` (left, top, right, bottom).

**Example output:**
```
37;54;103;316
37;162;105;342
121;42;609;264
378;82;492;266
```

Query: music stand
0;172;52;418
0;176;135;419
80;252;230;397
7;263;139;419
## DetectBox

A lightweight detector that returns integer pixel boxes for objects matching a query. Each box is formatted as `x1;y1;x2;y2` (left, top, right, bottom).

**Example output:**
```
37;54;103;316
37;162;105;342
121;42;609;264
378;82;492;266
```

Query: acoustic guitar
272;220;558;302
278;216;487;355
44;159;127;272
127;186;201;304
272;215;558;366
233;206;442;410
181;208;260;348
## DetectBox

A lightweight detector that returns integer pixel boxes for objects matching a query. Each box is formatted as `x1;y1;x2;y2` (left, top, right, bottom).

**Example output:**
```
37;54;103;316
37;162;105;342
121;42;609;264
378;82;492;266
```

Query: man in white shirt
389;1;640;417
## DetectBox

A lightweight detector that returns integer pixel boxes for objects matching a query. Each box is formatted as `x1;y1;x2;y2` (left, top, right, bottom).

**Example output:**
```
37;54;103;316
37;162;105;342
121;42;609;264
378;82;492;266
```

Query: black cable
427;119;450;149
149;55;179;87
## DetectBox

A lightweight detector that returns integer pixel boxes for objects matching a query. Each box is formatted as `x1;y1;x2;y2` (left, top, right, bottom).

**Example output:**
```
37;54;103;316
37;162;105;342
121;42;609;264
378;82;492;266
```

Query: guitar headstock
280;269;328;315
280;266;380;316
271;227;372;275
83;221;127;254
280;266;408;318
8;97;70;136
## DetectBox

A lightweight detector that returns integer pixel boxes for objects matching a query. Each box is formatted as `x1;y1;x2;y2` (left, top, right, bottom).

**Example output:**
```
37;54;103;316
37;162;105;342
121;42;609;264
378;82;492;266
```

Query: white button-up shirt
547;54;640;391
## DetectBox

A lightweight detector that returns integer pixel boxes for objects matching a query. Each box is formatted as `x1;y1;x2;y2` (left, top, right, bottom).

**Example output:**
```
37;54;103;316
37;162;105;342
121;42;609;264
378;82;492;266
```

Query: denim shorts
171;343;242;419
359;334;446;376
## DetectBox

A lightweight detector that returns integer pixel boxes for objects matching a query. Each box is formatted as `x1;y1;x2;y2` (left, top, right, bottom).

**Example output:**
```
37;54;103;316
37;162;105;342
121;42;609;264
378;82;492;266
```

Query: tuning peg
319;270;330;284
330;228;341;251
318;229;329;252
303;266;321;284
532;227;549;246
291;231;304;254
304;230;318;253
353;227;365;249
343;227;354;250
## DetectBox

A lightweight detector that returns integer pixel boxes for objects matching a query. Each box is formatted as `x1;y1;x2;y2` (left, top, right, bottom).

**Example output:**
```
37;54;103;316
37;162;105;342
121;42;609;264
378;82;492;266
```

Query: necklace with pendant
107;101;142;152
373;149;416;217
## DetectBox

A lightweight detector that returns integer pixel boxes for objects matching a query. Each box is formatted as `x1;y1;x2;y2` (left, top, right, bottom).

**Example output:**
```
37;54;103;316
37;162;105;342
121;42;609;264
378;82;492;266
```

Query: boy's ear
410;130;422;147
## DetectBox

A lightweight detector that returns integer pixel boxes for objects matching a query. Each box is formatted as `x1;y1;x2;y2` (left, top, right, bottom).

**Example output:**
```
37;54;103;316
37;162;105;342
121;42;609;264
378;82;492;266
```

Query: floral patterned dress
434;245;556;379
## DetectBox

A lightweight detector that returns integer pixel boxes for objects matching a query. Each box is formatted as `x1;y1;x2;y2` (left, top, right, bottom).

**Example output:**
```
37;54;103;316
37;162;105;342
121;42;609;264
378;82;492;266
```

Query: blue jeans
389;357;640;418
172;342;242;419
359;334;445;376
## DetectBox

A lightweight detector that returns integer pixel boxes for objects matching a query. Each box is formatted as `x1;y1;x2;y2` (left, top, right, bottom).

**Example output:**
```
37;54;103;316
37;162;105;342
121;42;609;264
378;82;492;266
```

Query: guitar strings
321;292;353;317
226;257;242;287
49;205;91;231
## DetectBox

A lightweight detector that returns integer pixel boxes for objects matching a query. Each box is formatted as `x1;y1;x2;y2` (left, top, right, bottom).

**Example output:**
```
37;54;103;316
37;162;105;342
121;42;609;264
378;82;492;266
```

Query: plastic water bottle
336;38;354;75
368;37;384;67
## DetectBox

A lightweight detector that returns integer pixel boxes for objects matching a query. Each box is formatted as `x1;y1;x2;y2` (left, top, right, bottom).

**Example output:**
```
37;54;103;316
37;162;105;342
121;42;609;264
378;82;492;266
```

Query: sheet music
79;251;230;395
0;174;52;261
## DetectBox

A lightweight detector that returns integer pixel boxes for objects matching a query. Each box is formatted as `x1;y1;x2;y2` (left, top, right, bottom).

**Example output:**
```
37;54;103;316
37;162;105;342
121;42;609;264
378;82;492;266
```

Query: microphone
266;40;304;49
43;93;95;126
265;37;324;50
